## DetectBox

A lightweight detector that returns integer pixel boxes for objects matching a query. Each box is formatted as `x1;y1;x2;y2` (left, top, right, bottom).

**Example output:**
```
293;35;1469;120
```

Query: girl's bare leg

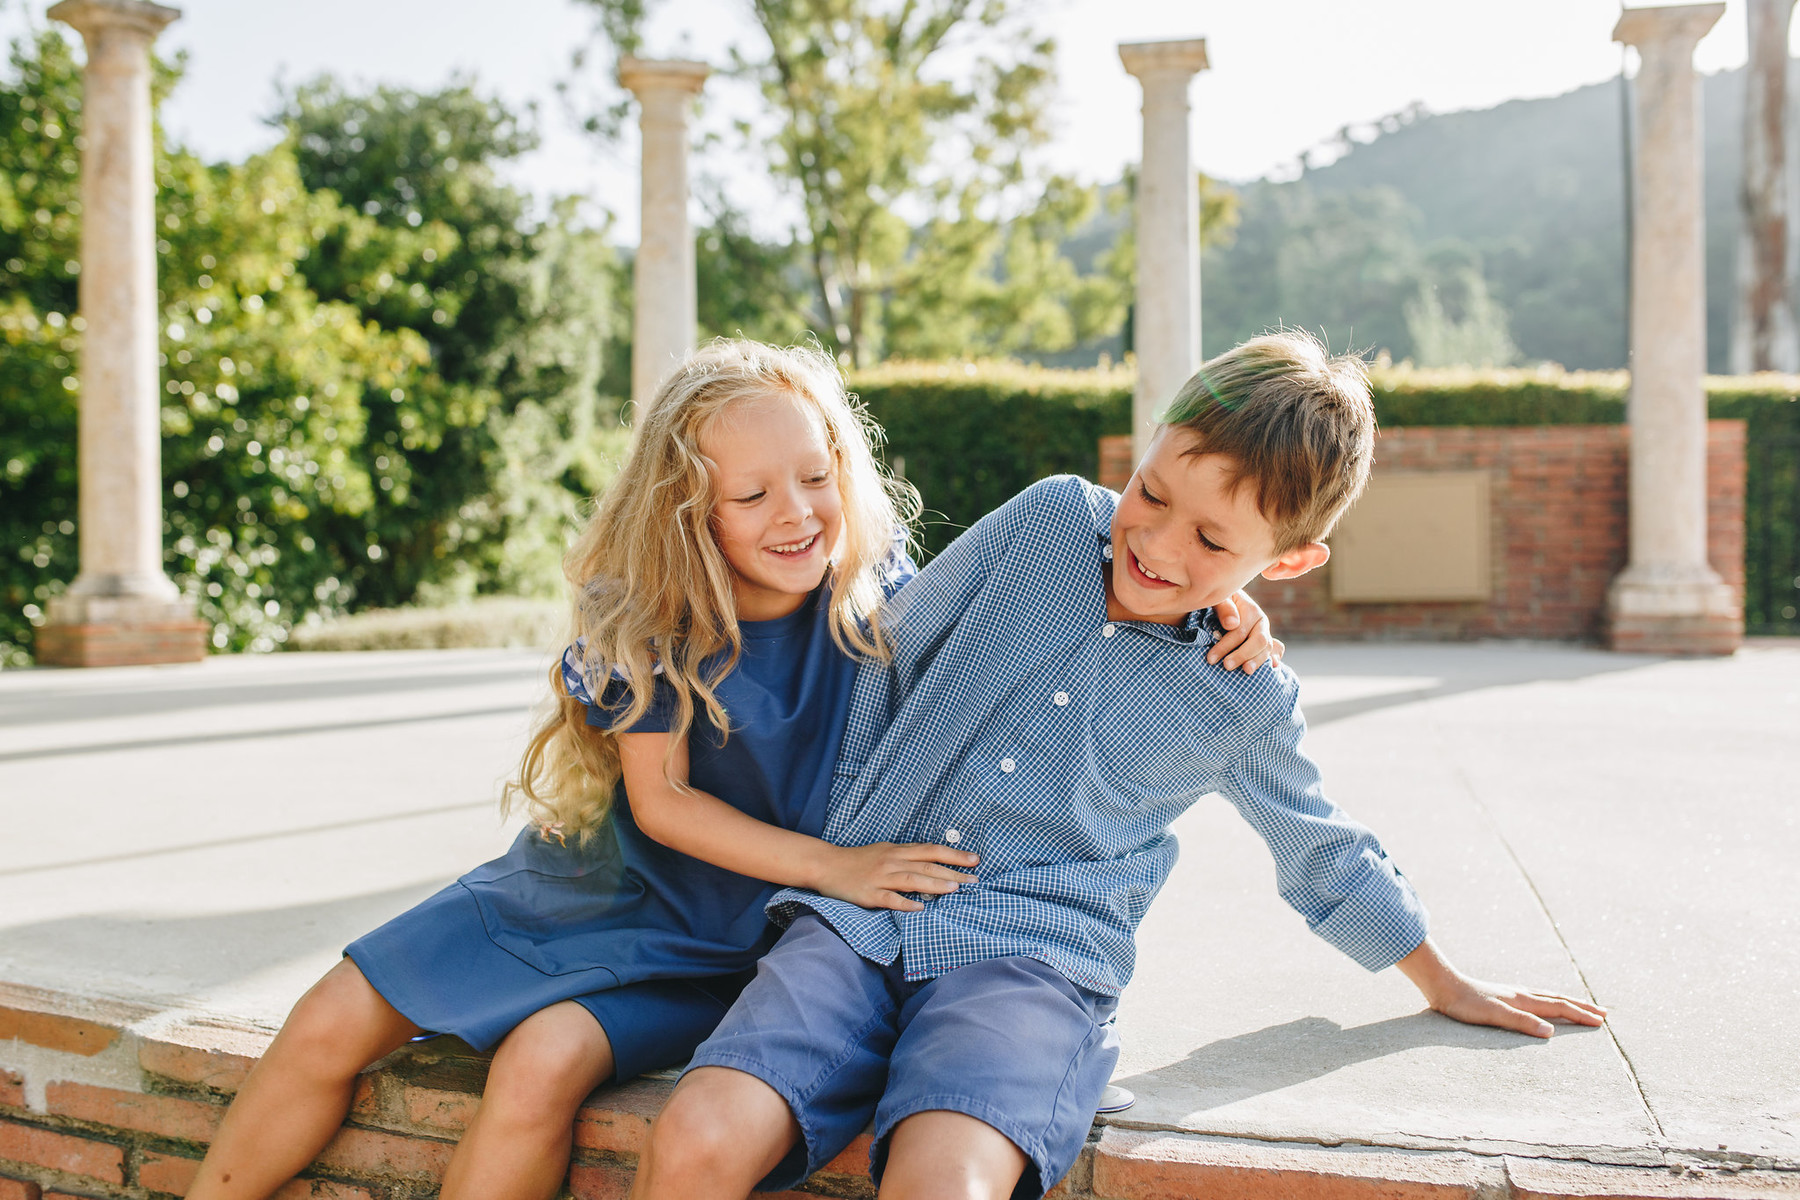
188;959;420;1200
629;1066;799;1200
438;1001;616;1200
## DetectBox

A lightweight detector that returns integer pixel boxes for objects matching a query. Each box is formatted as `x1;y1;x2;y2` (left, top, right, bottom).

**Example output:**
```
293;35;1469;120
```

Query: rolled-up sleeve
1215;706;1430;972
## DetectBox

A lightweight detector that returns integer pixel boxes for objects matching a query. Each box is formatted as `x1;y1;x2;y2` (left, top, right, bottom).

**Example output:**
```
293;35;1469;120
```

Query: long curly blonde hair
505;340;919;844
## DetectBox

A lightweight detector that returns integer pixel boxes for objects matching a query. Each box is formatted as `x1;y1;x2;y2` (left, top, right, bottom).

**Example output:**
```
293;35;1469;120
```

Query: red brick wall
1101;422;1747;643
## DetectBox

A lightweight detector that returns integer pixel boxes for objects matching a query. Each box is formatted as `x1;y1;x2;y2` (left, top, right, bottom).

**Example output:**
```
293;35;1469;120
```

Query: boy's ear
1260;541;1330;582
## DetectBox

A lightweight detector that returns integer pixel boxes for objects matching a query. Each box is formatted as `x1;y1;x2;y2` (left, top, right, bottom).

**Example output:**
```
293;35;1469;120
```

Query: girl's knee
274;962;407;1074
481;1008;613;1128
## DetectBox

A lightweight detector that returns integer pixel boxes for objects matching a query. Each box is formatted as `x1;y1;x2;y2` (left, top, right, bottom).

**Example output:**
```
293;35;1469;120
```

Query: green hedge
852;361;1131;556
850;363;1800;633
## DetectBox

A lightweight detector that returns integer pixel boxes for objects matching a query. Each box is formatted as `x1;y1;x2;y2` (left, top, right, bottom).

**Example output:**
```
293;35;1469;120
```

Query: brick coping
1;982;1794;1199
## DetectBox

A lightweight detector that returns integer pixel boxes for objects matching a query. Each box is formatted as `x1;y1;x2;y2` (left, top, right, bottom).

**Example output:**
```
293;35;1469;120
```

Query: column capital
1613;3;1725;50
618;56;711;97
47;0;180;41
1119;38;1209;80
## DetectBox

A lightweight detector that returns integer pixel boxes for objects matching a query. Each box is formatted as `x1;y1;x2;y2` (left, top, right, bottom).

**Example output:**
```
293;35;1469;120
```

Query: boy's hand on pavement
1397;938;1608;1038
1425;975;1609;1039
814;842;979;912
1210;590;1285;675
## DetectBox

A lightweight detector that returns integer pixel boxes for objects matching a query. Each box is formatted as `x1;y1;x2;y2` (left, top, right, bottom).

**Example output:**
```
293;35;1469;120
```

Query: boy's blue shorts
684;914;1120;1200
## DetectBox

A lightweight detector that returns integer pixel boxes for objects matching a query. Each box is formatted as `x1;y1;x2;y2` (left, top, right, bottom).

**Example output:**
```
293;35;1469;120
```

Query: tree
0;29;426;661
273;77;623;605
1201;179;1516;366
574;0;1116;366
1;34;624;664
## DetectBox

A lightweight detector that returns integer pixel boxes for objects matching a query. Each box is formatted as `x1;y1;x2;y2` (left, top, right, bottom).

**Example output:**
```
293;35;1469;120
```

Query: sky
4;0;1790;241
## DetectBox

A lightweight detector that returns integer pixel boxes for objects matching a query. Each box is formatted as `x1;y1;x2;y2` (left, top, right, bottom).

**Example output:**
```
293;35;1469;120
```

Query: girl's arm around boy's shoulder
612;729;978;912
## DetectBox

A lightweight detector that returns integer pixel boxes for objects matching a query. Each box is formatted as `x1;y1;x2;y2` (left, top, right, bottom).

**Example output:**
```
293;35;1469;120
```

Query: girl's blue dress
344;585;867;1077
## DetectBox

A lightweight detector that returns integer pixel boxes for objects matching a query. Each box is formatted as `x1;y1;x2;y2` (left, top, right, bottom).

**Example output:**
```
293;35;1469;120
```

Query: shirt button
1102;624;1117;637
1000;758;1016;773
1102;544;1114;560
1053;691;1070;706
945;828;962;844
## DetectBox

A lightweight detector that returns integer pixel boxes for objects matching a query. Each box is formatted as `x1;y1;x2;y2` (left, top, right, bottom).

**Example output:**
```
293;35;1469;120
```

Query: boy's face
1106;427;1329;625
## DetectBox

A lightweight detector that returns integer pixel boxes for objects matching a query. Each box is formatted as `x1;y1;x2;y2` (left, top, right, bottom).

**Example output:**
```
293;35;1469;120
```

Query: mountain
1056;63;1765;372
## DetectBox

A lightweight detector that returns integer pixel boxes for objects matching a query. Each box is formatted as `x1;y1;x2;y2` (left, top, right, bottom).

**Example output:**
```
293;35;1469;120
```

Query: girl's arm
613;729;978;912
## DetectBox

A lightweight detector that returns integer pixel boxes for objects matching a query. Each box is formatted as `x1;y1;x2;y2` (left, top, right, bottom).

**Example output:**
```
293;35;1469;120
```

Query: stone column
1120;38;1209;462
619;56;709;412
1729;0;1799;373
39;0;207;668
1608;3;1741;655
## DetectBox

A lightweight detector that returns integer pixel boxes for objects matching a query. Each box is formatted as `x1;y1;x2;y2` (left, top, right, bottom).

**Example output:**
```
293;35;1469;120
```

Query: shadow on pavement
0;706;527;764
0;800;497;878
0;881;449;1002
0;665;542;728
1289;643;1667;727
1111;1012;1606;1112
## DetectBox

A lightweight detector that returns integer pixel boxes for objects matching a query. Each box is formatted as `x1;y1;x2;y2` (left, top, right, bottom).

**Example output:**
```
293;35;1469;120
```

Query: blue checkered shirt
768;475;1429;995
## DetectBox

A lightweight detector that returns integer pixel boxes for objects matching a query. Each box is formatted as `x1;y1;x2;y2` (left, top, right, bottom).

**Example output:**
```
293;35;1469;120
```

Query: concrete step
2;983;1793;1200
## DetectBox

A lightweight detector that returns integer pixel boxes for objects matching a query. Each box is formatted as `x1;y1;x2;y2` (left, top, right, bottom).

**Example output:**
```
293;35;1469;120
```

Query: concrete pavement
1;641;1796;1180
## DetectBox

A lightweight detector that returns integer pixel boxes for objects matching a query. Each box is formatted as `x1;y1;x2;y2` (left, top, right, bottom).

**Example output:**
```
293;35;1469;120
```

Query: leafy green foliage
0;32;623;665
1201;180;1519;366
850;361;1131;556
1291;80;1634;370
274;77;621;608
576;0;1122;367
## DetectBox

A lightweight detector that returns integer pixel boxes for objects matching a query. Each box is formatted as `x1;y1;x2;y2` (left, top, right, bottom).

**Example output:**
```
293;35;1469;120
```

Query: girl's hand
1209;590;1284;675
815;843;979;912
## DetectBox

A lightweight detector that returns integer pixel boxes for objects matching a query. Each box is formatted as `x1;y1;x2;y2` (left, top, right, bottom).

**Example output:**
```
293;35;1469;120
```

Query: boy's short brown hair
1158;331;1376;554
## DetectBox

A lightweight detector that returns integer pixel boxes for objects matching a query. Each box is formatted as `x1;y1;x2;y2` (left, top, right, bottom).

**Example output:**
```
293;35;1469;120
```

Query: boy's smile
1106;427;1328;625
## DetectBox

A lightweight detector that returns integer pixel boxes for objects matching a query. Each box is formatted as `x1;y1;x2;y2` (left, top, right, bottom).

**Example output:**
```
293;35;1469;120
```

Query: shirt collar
1089;481;1217;647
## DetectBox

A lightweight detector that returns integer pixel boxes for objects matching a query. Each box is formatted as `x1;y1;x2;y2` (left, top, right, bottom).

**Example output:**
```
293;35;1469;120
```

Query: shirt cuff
1308;858;1431;973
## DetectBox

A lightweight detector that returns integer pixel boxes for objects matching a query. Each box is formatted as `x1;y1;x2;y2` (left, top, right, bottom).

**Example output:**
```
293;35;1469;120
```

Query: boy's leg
188;959;421;1200
880;1111;1030;1200
872;957;1119;1200
629;1066;800;1199
634;914;902;1198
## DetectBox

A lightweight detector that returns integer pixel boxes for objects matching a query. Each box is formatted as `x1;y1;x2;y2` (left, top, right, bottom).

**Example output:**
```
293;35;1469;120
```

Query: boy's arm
1214;700;1431;973
1394;938;1607;1038
879;476;1066;659
1217;705;1606;1036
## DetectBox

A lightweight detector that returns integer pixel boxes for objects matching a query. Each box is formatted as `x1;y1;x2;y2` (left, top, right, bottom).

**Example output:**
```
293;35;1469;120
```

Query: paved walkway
1;642;1795;1173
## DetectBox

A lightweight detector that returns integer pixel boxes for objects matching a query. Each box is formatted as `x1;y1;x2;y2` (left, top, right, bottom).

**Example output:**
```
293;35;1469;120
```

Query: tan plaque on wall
1329;471;1492;603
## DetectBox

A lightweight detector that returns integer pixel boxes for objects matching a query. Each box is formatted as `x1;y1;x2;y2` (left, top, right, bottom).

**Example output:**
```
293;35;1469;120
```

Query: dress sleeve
1214;700;1430;972
583;674;679;733
561;639;678;733
880;527;920;599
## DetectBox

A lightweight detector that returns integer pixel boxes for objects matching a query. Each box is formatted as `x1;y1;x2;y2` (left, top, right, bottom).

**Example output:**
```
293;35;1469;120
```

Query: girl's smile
701;390;845;621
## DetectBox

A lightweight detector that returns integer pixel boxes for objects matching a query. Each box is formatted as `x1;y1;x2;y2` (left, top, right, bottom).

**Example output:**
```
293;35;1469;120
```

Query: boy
627;332;1606;1200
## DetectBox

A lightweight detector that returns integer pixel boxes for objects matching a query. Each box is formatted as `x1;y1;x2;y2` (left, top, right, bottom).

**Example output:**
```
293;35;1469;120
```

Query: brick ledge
2;983;1794;1199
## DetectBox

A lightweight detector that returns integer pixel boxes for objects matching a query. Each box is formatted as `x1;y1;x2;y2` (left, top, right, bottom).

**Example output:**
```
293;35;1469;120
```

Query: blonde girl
186;341;1278;1200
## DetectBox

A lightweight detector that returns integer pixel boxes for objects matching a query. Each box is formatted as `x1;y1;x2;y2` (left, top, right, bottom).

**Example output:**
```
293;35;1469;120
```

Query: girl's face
700;389;845;621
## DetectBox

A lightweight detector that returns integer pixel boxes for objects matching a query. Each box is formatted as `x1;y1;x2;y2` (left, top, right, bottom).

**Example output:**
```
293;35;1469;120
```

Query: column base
1606;568;1742;655
38;593;210;667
